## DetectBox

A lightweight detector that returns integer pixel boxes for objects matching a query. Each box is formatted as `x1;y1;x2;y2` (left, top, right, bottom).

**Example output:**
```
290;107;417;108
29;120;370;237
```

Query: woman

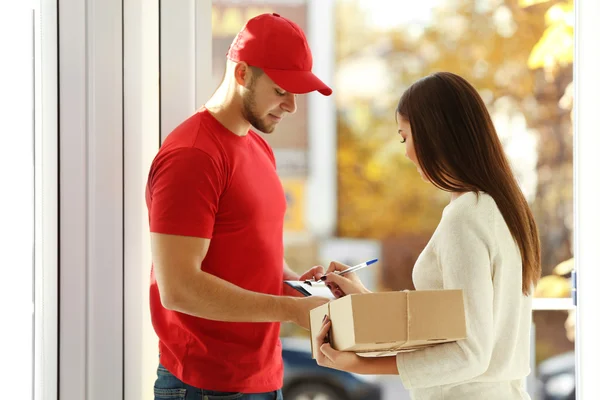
316;72;541;399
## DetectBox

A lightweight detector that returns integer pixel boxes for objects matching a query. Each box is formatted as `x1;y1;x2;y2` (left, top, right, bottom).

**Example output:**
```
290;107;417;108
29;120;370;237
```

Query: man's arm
283;259;300;281
152;233;327;327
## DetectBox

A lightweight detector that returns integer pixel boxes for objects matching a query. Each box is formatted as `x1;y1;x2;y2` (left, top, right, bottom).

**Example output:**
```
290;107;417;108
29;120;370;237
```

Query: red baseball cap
227;13;332;96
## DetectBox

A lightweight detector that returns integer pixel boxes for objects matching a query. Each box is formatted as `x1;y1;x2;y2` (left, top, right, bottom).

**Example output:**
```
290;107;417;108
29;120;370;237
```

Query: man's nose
281;93;297;114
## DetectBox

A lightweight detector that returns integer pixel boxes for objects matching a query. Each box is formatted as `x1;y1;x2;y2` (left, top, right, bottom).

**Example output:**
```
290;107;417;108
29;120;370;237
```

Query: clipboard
284;280;336;299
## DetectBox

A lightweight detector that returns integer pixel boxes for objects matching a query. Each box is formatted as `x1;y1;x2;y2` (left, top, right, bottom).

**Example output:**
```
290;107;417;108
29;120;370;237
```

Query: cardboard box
309;290;467;358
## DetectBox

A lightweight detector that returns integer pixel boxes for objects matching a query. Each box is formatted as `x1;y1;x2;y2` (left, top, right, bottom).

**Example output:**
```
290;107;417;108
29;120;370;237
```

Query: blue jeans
154;363;283;400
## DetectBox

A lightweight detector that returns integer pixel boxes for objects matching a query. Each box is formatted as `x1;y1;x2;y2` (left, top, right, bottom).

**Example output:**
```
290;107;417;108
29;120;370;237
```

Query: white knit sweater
396;192;533;400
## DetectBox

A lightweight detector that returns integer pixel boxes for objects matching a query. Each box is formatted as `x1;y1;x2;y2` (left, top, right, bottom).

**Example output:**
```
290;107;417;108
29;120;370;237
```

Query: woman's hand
315;315;362;372
323;261;371;298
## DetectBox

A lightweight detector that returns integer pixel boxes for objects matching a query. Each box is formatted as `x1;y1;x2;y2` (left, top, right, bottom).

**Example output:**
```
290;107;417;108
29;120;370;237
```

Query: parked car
536;351;576;400
281;337;383;400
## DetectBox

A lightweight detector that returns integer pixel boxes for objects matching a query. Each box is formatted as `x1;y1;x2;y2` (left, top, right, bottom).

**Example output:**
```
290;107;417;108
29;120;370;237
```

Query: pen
318;258;378;281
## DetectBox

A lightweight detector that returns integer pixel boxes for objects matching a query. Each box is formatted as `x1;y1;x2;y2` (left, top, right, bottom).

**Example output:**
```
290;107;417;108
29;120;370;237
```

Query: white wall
1;4;36;400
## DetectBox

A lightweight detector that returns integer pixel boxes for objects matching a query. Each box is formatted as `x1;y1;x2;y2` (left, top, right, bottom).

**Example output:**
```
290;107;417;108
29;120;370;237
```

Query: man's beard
241;85;275;134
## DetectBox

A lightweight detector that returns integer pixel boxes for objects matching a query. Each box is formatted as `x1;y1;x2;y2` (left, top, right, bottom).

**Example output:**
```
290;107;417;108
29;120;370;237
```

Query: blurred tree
336;0;573;280
519;0;574;274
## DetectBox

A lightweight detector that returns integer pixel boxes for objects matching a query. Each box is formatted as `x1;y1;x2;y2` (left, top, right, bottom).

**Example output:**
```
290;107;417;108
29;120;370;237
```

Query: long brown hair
396;72;541;295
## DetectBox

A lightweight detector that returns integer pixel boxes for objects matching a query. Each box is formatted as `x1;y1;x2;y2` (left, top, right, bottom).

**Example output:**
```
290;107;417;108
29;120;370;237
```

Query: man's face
241;72;297;134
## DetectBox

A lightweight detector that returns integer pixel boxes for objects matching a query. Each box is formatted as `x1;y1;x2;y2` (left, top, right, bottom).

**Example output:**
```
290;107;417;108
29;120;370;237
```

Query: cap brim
263;68;332;96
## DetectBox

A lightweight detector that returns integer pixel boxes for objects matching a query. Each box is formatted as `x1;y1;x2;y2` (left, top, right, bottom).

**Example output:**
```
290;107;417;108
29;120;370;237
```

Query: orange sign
281;178;306;232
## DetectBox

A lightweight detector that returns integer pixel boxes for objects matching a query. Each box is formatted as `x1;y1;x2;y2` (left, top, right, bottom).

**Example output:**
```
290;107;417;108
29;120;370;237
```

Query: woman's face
397;115;426;181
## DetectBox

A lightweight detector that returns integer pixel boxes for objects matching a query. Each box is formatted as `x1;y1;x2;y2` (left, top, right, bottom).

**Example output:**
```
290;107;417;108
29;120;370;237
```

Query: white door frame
573;0;600;398
55;0;600;399
58;0;124;398
123;1;213;399
34;1;59;399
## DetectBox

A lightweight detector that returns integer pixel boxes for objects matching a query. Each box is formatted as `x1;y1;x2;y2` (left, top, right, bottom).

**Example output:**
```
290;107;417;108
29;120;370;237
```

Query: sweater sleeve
396;210;495;389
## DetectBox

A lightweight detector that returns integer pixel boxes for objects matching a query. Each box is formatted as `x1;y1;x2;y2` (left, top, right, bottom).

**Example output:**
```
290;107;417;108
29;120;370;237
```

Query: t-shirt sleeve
148;147;225;238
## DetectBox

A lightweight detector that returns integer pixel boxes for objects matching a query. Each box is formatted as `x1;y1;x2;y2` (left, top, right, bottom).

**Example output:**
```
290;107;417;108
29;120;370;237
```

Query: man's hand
299;265;326;282
288;296;330;330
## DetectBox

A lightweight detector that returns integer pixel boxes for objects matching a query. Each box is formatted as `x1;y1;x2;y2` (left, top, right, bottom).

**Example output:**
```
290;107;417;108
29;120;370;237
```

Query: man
146;13;332;400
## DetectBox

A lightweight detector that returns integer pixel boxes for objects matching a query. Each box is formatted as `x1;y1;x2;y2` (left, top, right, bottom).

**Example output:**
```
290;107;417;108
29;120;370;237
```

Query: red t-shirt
145;109;286;392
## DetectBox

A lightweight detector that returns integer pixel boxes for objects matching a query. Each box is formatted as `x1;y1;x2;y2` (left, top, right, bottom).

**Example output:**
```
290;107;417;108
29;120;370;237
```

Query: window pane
533;310;576;400
334;0;574;295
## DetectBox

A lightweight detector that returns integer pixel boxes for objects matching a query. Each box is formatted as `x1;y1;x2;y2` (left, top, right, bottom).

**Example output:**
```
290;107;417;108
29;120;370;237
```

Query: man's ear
234;62;250;87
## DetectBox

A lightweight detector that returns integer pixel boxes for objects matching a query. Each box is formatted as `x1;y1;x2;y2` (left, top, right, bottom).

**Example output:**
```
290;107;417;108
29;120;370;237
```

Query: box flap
351;292;409;347
407;290;467;341
309;303;330;358
327;296;356;351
